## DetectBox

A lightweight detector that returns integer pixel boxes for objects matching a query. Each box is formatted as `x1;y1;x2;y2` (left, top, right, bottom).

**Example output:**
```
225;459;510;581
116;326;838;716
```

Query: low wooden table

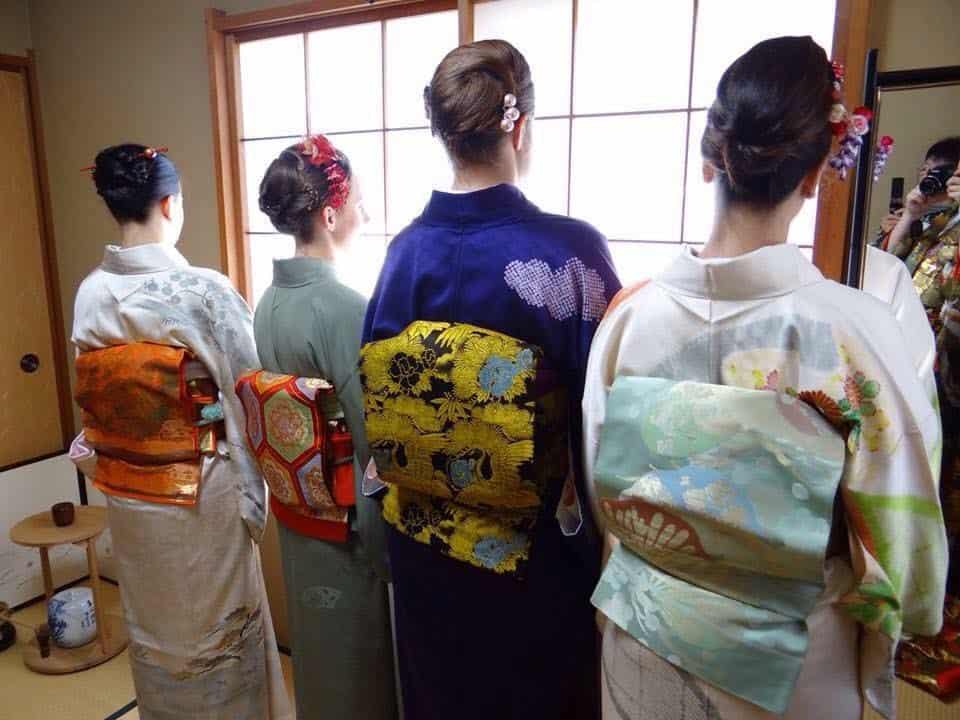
9;505;127;673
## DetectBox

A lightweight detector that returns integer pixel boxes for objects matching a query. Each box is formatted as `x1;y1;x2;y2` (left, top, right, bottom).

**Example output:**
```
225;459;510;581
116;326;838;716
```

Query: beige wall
866;84;960;242
29;0;292;353
870;0;960;70
0;0;31;55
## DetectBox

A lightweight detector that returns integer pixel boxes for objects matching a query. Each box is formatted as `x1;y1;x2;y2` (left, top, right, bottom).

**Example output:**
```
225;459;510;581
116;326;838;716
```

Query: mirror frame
846;50;960;289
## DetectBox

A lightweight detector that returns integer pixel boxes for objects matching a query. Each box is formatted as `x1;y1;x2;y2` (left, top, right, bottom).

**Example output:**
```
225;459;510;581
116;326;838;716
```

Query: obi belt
74;343;224;506
236;371;355;542
591;377;846;713
359;320;568;578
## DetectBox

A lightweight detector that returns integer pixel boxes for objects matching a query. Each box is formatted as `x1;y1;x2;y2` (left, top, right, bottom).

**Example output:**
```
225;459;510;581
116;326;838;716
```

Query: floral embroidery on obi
360;321;568;577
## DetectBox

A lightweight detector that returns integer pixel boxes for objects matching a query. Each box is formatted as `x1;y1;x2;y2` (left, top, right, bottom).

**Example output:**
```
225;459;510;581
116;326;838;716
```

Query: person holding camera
883;137;960;332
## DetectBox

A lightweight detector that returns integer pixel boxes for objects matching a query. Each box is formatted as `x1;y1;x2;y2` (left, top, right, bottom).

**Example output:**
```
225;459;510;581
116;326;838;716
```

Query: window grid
238;0;828;299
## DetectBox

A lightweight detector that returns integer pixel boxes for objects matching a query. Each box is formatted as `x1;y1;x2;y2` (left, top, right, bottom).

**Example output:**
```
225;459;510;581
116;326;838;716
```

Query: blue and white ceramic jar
47;588;96;648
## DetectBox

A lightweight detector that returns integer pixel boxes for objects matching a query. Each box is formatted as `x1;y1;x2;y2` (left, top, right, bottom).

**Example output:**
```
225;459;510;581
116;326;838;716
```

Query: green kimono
254;256;395;720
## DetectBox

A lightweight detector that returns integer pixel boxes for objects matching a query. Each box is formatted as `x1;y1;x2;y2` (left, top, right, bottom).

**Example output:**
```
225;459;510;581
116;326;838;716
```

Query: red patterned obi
235;370;355;542
74;343;223;505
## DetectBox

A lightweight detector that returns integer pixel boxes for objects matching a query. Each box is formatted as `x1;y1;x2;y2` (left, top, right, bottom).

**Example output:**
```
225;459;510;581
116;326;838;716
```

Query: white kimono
71;243;291;720
583;245;946;720
863;245;937;401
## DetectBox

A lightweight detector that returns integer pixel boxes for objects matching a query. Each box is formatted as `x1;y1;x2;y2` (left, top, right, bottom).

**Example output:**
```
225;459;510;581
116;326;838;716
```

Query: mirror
847;58;960;611
848;56;960;289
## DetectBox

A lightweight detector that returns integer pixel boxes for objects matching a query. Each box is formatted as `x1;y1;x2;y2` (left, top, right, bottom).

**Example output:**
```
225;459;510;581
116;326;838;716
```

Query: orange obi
235;370;355;542
75;343;223;505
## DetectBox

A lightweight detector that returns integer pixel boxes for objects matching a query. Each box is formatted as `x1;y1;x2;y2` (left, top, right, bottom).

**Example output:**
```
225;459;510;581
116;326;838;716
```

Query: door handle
20;354;39;373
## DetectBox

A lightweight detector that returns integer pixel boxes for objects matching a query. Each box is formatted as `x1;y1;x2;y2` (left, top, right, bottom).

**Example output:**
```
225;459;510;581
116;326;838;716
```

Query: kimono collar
419;183;538;227
659;244;824;301
271;256;337;287
100;242;190;275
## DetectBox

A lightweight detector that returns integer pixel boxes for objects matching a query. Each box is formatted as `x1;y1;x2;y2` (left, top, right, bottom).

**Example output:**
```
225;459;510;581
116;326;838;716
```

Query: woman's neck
700;202;793;260
119;220;168;249
295;235;336;261
451;158;517;192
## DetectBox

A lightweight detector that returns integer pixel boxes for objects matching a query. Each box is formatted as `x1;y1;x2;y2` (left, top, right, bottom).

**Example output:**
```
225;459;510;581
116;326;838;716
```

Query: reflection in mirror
865;83;960;257
852;65;960;654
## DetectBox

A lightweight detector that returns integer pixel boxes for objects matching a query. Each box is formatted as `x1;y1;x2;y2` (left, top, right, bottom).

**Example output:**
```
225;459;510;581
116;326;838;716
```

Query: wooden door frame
0;52;74;465
208;0;865;294
813;0;872;282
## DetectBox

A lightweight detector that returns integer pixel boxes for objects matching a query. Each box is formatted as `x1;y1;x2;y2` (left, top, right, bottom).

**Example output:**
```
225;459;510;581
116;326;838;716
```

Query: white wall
0;455;115;608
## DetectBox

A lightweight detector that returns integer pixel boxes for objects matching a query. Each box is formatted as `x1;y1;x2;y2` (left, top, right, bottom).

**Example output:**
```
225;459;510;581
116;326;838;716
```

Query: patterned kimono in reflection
583;245;947;720
362;183;621;720
71;243;292;720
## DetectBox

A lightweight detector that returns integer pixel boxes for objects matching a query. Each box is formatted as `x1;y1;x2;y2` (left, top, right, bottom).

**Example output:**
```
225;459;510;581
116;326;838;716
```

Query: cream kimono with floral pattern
72;243;291;720
583;245;947;720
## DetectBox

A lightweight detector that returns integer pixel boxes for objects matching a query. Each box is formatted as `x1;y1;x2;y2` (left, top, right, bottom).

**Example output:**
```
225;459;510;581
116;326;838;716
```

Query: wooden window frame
207;0;871;299
0;51;74;463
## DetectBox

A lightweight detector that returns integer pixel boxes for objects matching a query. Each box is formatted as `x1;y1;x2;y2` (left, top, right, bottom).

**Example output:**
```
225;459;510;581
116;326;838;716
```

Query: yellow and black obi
74;343;223;505
359;321;568;577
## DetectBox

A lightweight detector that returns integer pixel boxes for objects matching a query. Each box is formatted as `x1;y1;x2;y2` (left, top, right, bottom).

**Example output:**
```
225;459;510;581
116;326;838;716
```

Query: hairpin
139;146;168;160
827;62;872;180
297;134;350;210
80;145;169;173
873;136;895;182
500;93;520;133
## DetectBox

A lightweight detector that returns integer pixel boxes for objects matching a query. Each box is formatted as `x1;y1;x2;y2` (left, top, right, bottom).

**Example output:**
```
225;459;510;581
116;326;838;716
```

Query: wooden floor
0;583;955;719
0;582;294;720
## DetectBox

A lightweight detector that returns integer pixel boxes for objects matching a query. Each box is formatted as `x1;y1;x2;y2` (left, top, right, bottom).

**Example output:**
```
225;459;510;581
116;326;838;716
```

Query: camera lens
919;164;955;196
919;174;944;196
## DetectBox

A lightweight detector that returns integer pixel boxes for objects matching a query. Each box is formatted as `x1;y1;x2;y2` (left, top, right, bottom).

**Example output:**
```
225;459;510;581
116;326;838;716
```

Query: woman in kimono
361;40;620;719
583;38;947;720
71;144;291;720
251;135;396;720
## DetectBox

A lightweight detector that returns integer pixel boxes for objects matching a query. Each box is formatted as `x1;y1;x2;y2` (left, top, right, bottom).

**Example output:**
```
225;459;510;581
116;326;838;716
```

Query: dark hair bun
258;144;351;238
426;39;534;165
93;143;180;223
701;36;833;208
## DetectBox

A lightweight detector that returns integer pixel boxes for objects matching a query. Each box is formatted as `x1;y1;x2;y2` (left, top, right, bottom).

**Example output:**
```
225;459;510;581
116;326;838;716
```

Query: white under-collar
100;243;190;275
658;244;824;301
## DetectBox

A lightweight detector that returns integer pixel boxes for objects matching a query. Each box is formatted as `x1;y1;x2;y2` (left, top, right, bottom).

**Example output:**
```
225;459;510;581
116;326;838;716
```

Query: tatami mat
1;582;952;719
1;582;294;720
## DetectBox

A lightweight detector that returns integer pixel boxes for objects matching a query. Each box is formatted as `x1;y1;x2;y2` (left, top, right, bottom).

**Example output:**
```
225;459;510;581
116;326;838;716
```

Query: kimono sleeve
168;276;266;542
581;297;633;528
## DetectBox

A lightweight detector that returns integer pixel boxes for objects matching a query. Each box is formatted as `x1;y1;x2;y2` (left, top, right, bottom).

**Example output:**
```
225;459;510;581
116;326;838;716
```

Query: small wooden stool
9;505;128;673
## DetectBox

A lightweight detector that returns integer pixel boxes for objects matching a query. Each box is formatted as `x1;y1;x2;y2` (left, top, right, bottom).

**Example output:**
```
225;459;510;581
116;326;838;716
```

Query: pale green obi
591;377;846;713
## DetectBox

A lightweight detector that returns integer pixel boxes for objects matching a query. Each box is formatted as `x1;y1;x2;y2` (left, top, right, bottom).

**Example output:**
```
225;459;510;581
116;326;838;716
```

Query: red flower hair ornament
298;134;350;210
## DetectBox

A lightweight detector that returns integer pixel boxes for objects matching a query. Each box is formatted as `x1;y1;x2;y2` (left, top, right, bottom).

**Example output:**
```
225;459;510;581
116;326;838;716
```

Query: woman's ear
702;161;716;183
800;160;827;199
323;205;337;232
512;114;529;153
159;194;174;221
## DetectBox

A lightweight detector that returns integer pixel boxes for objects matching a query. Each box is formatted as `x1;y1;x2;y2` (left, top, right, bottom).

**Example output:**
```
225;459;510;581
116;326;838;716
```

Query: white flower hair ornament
500;93;520;133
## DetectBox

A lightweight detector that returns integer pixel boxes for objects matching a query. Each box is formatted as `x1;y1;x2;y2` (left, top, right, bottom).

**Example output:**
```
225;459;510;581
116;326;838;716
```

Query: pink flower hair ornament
827;63;875;180
873;136;895;182
297;134;350;210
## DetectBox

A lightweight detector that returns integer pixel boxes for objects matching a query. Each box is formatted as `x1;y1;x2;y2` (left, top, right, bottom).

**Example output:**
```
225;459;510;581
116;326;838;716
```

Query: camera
919;163;957;196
